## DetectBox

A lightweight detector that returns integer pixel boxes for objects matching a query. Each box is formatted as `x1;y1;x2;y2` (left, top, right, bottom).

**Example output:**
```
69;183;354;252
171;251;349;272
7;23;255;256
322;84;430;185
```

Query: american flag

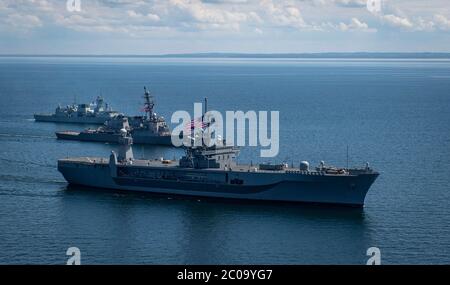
184;117;208;132
140;104;151;113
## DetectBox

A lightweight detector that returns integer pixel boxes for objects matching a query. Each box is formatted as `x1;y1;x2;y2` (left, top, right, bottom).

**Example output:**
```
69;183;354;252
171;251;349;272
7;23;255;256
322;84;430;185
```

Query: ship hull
58;160;378;206
34;114;110;124
56;131;174;146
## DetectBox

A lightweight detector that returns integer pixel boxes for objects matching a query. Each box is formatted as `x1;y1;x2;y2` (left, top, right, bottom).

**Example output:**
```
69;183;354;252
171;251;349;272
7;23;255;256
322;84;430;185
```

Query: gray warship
34;96;120;124
58;131;379;207
55;87;173;146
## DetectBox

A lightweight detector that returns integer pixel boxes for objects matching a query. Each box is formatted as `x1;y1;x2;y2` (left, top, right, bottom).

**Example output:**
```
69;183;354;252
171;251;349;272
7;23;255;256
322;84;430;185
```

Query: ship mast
143;86;155;121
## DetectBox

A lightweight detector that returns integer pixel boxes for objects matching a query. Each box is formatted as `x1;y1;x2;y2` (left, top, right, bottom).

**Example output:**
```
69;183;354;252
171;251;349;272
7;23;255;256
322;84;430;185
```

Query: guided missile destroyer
55;87;173;146
34;96;120;124
58;132;379;207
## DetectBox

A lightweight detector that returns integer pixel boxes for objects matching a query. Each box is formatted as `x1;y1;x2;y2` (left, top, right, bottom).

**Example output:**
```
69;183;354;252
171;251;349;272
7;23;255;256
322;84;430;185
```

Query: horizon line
1;52;450;59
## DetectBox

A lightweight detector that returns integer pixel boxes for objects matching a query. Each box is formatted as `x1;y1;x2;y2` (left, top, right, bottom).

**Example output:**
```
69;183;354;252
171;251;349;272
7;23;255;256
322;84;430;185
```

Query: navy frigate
34;96;120;124
55;87;173;146
58;131;379;207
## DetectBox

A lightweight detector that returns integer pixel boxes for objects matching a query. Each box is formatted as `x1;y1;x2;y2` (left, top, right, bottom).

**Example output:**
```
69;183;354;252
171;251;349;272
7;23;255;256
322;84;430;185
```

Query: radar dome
300;161;310;171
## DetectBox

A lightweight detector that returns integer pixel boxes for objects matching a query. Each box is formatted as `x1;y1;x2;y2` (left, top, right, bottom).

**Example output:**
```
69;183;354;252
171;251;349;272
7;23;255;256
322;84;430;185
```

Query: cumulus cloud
259;0;308;29
337;17;375;32
434;14;450;31
169;0;250;30
369;0;450;32
382;14;414;29
0;0;449;37
0;1;48;32
127;10;160;22
4;13;43;30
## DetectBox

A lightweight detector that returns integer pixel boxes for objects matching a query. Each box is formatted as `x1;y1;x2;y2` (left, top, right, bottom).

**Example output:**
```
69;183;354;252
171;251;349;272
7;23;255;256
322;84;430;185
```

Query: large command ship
58;130;379;207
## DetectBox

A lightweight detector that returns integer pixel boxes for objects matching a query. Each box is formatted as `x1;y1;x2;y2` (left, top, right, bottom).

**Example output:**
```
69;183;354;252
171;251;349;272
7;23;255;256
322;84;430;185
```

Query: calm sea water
0;57;449;264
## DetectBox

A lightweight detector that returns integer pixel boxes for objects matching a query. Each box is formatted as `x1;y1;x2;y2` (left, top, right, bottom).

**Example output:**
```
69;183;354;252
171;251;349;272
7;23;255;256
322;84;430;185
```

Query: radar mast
143;86;155;121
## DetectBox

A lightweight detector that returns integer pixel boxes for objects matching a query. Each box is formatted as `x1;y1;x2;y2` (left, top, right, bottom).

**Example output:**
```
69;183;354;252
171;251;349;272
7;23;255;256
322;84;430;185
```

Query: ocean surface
0;57;449;264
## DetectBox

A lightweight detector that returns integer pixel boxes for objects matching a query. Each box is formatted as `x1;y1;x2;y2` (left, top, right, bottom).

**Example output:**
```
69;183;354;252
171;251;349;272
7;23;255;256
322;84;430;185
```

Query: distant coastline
1;52;450;59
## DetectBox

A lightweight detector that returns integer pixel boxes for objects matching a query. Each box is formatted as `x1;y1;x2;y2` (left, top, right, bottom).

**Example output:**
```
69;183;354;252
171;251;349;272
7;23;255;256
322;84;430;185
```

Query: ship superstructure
34;96;120;124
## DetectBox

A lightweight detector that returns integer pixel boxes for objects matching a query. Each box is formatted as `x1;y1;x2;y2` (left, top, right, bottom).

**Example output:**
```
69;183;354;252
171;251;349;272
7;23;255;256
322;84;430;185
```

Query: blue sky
1;0;450;54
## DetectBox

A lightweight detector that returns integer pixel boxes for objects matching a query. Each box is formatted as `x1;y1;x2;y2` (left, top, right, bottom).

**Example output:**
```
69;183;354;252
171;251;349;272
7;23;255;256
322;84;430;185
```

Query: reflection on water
59;184;371;264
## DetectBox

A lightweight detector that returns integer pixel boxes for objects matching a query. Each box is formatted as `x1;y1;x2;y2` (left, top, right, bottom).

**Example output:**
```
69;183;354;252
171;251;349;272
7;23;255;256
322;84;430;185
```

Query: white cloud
382;14;414;29
416;17;435;31
4;13;43;30
147;13;161;22
0;0;50;32
434;14;450;31
337;17;376;32
127;10;160;22
127;10;140;18
170;0;247;24
0;0;449;38
260;0;307;29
